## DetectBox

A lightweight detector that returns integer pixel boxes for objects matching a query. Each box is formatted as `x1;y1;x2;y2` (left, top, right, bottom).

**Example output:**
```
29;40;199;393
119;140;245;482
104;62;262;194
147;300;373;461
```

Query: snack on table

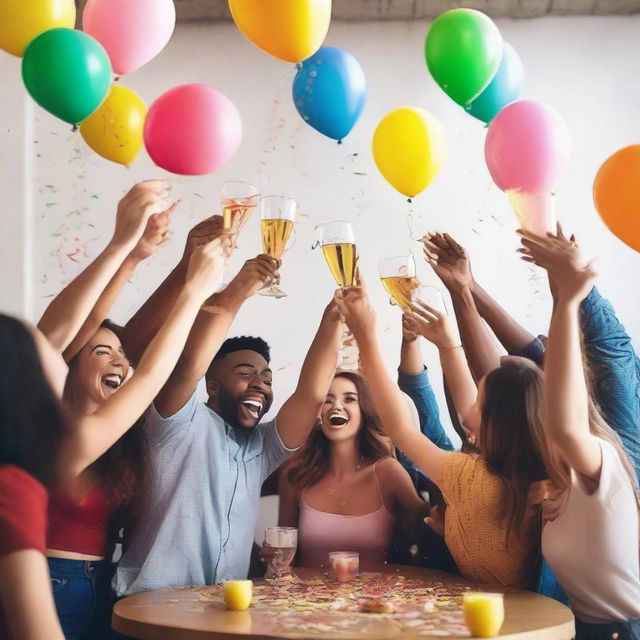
357;597;395;614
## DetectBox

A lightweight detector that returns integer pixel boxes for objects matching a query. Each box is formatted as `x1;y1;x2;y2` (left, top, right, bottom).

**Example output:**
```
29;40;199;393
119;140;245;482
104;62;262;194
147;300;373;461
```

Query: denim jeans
575;617;640;640
48;557;113;640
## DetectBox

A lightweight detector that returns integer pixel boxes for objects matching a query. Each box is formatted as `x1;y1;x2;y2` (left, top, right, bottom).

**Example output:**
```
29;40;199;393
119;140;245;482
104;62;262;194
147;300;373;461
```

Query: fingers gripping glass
258;196;297;299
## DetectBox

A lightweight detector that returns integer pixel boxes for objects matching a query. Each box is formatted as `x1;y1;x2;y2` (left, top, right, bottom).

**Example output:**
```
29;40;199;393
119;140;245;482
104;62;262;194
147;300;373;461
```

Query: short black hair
213;336;271;364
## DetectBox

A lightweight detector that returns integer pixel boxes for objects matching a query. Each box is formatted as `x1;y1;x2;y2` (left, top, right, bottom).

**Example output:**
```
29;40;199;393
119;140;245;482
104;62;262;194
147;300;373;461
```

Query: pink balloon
83;0;175;75
484;99;571;193
144;84;242;176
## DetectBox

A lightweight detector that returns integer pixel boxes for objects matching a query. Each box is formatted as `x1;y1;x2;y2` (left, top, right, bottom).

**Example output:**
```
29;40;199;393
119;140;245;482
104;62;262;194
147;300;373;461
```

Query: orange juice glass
463;592;505;637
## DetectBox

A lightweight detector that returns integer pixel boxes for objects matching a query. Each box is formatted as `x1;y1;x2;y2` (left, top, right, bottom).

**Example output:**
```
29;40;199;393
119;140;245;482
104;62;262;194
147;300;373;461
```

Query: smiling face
320;376;363;443
206;350;274;430
69;327;130;406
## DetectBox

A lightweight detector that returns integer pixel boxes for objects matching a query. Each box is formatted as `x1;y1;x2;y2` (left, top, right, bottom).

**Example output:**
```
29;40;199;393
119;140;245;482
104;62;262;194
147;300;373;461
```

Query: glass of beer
378;255;420;311
263;527;298;579
258;195;297;298
315;221;357;288
221;181;261;235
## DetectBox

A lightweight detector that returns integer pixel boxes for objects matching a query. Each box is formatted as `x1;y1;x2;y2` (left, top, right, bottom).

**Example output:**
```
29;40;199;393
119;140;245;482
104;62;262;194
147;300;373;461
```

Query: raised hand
406;300;461;351
129;211;172;262
113;181;175;250
518;223;596;304
185;237;232;301
334;285;376;340
401;312;419;343
421;232;473;296
226;254;281;300
182;214;235;263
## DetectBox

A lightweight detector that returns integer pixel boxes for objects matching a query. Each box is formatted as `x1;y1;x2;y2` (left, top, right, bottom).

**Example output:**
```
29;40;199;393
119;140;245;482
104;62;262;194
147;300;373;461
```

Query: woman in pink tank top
278;371;428;570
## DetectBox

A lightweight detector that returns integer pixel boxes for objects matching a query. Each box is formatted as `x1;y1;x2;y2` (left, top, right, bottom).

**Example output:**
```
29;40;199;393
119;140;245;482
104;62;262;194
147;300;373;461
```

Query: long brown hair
287;371;390;490
480;357;548;540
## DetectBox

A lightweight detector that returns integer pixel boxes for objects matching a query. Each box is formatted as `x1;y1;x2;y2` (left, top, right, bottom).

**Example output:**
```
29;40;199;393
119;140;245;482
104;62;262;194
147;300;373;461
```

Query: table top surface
112;566;575;640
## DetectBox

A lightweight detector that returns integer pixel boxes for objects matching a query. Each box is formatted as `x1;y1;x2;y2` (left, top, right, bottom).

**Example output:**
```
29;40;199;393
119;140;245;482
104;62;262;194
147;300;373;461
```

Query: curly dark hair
212;336;270;364
0;315;68;488
287;371;390;490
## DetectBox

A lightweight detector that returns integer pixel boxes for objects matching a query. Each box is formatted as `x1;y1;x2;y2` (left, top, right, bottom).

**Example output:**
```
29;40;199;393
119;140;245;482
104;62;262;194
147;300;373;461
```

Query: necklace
326;457;365;509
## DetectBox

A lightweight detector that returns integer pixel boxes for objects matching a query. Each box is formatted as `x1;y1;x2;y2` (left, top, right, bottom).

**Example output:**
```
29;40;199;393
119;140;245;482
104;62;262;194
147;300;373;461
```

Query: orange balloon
593;145;640;252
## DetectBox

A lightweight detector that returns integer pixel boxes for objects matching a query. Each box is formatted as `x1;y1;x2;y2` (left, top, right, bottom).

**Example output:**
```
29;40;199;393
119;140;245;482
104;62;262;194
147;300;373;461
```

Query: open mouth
329;413;348;427
241;398;264;419
102;374;123;390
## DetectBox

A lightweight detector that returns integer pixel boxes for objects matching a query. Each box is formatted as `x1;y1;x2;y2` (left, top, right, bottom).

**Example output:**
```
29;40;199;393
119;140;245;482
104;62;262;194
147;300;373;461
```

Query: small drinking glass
257;196;297;298
463;592;505;638
411;285;447;314
378;255;420;312
314;221;357;288
329;551;359;583
263;526;297;579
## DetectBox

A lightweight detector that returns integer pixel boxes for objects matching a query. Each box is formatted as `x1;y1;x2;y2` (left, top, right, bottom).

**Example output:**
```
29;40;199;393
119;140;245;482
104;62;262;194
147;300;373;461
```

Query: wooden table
113;566;574;640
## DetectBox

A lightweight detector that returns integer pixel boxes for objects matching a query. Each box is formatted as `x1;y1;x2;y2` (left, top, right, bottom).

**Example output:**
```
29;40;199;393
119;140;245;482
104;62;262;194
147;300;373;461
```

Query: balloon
372;107;447;198
466;42;524;123
83;0;175;75
228;0;331;63
80;85;147;166
593;145;640;252
0;0;75;57
485;100;571;235
292;47;366;142
425;9;502;106
144;84;242;176
22;28;112;125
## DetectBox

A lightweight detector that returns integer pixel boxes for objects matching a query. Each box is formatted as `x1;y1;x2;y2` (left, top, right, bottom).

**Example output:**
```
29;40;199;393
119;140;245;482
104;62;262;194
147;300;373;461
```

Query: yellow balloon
0;0;75;57
80;85;147;167
372;107;447;198
228;0;331;63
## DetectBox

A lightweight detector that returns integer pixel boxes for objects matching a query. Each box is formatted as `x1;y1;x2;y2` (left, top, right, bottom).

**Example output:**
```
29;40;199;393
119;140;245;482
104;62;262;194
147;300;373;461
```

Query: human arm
61;238;230;476
399;315;454;451
153;253;279;418
376;457;430;520
275;296;345;449
337;285;449;486
0;551;64;640
519;225;602;480
63;211;172;361
277;463;300;528
38;181;172;353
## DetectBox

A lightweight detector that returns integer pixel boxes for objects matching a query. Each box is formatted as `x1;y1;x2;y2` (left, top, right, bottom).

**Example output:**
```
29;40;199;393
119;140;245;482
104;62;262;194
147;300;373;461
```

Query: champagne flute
221;181;261;235
315;221;357;288
258;195;296;298
378;255;420;311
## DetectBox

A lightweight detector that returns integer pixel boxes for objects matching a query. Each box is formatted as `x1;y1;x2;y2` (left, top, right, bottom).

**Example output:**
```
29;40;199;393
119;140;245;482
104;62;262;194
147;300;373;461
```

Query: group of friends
0;180;639;640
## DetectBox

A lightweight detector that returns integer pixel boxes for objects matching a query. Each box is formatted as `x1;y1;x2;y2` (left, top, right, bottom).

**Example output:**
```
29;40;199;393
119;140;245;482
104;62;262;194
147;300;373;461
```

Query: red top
0;465;48;640
47;484;118;557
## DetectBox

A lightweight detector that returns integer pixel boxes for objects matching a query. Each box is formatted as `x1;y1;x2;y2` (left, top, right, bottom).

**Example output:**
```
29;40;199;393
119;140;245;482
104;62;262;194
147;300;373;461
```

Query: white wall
1;16;639;442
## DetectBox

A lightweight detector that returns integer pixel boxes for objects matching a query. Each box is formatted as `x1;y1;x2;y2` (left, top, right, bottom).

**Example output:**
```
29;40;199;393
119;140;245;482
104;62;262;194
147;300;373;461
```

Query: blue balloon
293;46;366;142
466;41;524;123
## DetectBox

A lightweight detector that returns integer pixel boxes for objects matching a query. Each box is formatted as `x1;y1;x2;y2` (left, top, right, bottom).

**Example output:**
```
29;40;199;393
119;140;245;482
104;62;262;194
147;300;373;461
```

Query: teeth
103;374;122;389
329;413;348;426
242;399;263;414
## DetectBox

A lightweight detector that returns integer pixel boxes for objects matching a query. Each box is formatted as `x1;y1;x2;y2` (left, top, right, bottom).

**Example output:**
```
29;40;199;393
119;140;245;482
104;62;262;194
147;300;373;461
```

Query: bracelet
439;344;463;352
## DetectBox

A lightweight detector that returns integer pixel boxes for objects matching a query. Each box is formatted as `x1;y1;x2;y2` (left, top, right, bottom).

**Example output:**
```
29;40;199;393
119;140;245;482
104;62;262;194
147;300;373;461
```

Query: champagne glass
315;221;357;288
221;181;261;235
264;527;298;579
411;285;447;314
378;255;420;312
258;195;296;298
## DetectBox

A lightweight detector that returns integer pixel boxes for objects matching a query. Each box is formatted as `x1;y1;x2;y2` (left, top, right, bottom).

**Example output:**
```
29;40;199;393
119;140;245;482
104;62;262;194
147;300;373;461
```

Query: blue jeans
575;617;640;640
48;557;112;640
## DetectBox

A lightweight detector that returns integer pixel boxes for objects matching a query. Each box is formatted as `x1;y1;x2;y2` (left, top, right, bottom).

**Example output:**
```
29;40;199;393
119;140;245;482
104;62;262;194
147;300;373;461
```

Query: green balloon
22;28;111;125
425;9;502;107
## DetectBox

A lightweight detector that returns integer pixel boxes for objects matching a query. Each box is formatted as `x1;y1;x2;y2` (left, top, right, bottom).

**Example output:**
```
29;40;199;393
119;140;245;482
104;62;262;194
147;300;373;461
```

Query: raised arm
121;215;227;366
38;181;171;353
63;210;172;361
519;226;602;480
277;463;300;528
422;233;502;380
276;296;345;449
154;253;279;418
61;238;230;476
337;285;449;486
404;301;479;435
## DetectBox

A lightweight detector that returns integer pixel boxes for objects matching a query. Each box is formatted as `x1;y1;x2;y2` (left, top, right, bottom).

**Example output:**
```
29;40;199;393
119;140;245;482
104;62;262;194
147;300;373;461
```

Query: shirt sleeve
517;336;546;367
260;419;299;483
398;367;454;451
574;439;632;502
146;391;199;447
0;466;47;558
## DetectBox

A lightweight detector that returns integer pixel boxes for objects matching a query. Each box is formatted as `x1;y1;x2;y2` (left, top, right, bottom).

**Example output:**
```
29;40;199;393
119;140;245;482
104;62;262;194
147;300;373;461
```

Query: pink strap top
297;461;396;570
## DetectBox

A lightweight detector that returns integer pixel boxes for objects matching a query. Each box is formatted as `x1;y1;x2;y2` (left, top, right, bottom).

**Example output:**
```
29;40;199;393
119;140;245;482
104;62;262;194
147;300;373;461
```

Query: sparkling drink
222;194;260;233
322;242;357;287
261;218;294;260
381;276;420;311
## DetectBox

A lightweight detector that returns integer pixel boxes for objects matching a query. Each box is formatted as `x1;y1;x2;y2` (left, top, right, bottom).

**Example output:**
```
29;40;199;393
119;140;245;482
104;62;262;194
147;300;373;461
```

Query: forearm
471;281;537;355
38;241;133;352
450;287;501;381
438;346;478;425
121;260;188;366
63;255;141;361
399;337;424;375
